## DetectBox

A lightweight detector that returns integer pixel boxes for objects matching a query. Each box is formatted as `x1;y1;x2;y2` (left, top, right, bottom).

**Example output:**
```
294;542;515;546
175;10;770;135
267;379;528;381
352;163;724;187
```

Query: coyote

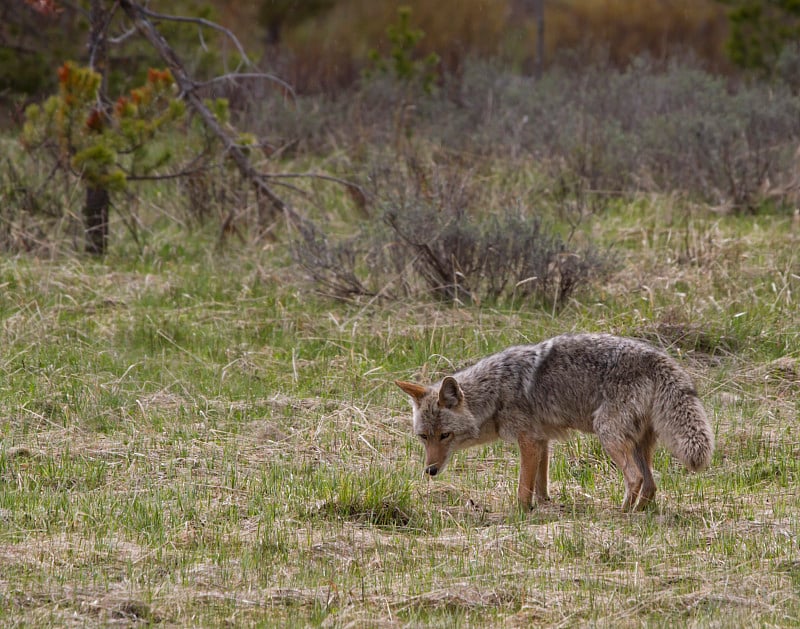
396;334;714;511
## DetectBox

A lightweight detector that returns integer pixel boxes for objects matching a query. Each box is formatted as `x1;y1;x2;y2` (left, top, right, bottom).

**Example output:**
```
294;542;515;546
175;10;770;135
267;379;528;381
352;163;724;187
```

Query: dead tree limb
135;4;254;69
84;0;112;255
118;0;304;229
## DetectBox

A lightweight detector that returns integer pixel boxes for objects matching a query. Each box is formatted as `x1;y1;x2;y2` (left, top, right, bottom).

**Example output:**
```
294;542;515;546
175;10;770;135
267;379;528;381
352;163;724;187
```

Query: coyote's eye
440;432;451;441
418;434;428;441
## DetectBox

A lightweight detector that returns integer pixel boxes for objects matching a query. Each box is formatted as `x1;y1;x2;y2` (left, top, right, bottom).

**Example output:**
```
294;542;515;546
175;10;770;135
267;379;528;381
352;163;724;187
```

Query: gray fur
397;333;714;511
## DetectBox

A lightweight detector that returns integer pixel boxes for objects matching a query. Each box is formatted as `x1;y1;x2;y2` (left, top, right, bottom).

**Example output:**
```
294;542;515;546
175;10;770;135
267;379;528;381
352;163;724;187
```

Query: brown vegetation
220;0;730;91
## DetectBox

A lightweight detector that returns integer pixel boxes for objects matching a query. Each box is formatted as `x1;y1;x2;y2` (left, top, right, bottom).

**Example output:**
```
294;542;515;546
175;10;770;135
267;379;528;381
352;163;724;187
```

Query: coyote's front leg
517;435;550;509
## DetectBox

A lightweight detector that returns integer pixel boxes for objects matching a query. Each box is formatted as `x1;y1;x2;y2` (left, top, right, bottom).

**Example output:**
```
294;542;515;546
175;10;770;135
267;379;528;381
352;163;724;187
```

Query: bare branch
108;27;137;45
264;172;369;216
265;179;309;197
197;73;296;100
265;171;357;185
125;165;219;182
134;5;254;70
87;1;118;76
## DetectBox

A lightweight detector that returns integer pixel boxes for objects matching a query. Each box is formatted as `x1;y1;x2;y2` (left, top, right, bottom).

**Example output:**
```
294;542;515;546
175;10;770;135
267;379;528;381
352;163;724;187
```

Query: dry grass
1;185;799;626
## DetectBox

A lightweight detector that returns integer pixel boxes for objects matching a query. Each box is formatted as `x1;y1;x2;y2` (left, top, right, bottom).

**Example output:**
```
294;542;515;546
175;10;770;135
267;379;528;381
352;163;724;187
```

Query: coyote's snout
421;445;444;476
424;463;440;476
396;333;714;511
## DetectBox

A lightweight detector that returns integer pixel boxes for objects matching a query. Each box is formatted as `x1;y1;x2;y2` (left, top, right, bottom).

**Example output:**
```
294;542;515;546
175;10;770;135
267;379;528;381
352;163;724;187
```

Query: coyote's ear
438;376;464;409
395;380;428;403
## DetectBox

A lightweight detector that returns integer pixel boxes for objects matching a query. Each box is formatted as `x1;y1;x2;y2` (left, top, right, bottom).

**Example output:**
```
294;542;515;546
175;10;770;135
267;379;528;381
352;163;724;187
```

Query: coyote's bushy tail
653;376;714;472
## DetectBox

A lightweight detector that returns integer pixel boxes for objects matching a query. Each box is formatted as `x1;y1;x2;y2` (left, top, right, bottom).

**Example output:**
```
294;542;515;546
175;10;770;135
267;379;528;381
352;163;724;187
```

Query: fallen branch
118;0;305;229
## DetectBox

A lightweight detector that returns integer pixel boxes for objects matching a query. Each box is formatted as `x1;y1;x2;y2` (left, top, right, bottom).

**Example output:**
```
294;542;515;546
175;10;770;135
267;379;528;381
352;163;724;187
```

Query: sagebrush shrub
292;158;612;308
249;56;800;212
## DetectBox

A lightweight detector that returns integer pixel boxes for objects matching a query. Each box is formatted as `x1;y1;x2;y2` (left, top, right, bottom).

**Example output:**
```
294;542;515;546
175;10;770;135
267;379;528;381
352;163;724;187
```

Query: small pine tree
366;6;440;93
22;63;188;253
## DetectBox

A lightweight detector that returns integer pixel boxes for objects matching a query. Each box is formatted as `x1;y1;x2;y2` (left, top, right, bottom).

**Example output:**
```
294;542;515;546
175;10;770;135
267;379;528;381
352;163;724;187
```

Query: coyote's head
396;377;480;477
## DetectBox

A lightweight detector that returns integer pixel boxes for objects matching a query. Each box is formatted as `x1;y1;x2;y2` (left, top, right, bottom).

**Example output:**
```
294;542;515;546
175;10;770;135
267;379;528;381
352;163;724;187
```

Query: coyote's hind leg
632;427;657;510
596;435;645;511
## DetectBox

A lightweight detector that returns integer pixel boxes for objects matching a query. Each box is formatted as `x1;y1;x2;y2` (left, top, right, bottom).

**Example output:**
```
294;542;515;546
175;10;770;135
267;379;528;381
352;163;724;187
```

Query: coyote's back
397;333;714;511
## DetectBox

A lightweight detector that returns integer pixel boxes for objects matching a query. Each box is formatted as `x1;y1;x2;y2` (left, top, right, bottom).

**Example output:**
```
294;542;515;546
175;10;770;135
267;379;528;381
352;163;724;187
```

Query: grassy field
1;188;799;627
